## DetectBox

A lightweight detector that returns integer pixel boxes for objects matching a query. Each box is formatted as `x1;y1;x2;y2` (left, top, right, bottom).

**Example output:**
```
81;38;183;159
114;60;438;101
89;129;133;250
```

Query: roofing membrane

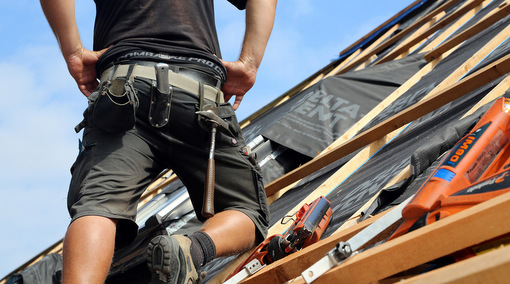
4;0;510;283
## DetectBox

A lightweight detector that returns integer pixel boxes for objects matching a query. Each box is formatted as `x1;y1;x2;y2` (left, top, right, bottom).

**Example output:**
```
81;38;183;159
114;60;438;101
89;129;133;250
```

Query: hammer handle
202;158;215;218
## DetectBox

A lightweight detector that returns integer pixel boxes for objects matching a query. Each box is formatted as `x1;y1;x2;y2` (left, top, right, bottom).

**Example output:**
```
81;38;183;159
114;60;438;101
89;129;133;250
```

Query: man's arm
40;0;107;97
221;0;277;110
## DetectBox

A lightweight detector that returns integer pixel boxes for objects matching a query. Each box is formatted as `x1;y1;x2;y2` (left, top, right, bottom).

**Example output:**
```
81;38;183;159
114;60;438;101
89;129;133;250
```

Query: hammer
196;109;229;218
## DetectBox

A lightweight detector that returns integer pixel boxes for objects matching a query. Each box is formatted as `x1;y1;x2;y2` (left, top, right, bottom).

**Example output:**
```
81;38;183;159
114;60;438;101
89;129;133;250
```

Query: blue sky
0;0;413;278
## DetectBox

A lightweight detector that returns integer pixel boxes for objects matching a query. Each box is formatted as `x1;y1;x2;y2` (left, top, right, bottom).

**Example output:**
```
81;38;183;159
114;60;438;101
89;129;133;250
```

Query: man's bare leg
201;210;258;256
62;216;118;284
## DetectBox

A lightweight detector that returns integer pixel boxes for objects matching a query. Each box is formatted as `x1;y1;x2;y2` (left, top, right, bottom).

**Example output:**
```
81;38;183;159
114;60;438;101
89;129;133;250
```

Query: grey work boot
147;235;205;284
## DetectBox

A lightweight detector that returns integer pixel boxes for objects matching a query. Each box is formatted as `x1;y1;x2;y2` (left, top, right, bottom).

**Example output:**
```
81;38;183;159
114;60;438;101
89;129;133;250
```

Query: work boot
147;235;205;284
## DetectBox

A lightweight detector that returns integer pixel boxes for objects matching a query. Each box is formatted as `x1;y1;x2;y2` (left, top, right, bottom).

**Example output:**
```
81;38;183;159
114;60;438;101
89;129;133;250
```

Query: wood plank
425;0;510;62
338;0;427;57
377;11;445;63
265;51;510;196
334;0;468;75
463;73;510;117
307;191;510;284
408;0;492;55
399;244;510;283
377;0;487;64
138;170;177;207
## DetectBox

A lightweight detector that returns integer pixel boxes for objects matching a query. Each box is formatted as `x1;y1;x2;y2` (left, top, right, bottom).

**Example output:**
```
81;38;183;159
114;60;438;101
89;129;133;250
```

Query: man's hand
221;0;277;111
221;59;257;110
66;47;108;97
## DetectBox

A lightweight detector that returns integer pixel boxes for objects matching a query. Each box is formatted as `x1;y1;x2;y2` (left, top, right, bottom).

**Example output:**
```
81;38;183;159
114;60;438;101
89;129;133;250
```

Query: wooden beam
327;23;401;76
419;0;492;55
398;244;510;283
377;0;487;64
338;0;427;57
463;74;510;117
304;190;510;284
377;11;445;63
425;0;510;61
138;170;177;207
335;0;467;75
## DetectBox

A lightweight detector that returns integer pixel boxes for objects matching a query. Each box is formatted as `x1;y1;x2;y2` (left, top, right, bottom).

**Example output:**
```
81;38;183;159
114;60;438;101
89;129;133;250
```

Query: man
39;0;276;283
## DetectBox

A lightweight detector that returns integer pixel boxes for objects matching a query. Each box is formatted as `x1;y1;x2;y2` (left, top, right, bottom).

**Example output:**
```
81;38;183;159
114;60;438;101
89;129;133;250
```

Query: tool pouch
149;80;172;127
92;66;139;133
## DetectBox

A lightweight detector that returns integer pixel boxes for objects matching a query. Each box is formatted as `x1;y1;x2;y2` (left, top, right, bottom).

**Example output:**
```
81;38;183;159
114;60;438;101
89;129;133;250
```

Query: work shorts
67;64;270;247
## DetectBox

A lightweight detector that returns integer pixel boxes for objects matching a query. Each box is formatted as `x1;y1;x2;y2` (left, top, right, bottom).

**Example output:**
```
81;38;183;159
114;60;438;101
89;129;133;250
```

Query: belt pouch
149;82;172;128
92;65;138;132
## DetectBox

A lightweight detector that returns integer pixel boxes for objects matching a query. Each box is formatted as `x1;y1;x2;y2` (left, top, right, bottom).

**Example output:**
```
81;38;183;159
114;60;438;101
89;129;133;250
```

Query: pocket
91;78;139;133
216;103;242;138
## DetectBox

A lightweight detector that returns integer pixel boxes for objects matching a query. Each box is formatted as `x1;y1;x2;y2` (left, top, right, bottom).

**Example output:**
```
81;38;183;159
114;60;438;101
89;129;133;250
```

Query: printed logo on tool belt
444;122;491;168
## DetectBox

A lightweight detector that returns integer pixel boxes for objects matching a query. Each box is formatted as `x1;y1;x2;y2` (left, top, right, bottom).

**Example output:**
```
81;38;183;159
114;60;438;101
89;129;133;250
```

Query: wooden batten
376;0;488;64
334;0;467;75
425;0;510;61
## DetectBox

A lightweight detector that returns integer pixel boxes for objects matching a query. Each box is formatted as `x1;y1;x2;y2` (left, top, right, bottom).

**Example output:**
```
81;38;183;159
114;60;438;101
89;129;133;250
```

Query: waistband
100;62;225;104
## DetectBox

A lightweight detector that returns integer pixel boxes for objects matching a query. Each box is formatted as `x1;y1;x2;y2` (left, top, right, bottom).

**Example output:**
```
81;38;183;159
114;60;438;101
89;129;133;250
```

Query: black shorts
67;69;269;246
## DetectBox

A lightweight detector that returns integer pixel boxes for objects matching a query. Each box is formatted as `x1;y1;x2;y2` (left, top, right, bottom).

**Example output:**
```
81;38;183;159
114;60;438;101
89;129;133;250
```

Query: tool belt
100;62;224;104
75;62;225;133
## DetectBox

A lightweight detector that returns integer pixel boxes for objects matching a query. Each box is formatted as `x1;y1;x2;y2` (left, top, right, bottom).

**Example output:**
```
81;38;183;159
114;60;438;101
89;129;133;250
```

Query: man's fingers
232;95;244;111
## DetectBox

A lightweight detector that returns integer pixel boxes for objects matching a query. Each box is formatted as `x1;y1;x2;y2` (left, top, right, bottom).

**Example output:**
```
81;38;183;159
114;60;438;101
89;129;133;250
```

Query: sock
188;231;216;269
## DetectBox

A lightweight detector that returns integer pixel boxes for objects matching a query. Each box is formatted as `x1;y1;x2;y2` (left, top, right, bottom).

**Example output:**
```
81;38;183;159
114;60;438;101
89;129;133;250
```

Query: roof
3;0;510;282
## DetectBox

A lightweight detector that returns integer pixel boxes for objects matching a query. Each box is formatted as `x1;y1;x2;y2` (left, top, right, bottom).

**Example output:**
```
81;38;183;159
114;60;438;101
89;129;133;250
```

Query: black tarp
259;54;426;158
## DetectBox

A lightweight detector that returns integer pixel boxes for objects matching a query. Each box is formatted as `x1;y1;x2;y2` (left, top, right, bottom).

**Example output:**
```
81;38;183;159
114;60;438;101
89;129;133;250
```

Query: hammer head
196;110;229;132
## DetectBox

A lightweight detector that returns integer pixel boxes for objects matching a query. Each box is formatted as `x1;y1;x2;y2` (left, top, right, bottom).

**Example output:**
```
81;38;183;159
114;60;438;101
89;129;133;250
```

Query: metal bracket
223;259;265;284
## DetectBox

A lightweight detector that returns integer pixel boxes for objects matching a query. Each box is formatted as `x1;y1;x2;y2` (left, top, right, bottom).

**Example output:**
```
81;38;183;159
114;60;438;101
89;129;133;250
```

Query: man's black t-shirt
94;0;246;81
